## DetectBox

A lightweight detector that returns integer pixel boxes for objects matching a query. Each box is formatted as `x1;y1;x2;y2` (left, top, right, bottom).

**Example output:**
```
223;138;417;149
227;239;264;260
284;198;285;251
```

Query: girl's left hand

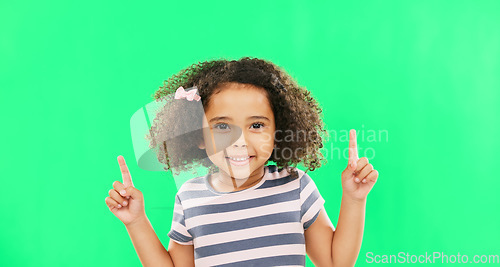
341;129;379;201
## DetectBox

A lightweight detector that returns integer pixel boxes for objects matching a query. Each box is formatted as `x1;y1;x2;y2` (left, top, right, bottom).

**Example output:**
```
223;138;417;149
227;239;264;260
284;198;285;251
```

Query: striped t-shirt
167;164;328;266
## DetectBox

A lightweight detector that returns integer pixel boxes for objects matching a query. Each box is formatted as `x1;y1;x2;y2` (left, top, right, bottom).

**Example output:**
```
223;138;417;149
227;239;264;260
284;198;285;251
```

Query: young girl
105;57;379;266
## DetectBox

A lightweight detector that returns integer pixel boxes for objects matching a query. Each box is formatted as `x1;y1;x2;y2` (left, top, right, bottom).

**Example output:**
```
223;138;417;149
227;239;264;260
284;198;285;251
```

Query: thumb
344;159;357;177
349;159;357;172
120;186;143;201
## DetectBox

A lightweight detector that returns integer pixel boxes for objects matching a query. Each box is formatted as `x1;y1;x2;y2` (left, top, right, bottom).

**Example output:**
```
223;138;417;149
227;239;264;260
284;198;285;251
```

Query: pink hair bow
174;86;201;101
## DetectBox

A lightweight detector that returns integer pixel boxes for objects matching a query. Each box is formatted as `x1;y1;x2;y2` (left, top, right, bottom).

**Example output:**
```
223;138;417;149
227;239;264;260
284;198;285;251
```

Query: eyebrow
209;116;271;123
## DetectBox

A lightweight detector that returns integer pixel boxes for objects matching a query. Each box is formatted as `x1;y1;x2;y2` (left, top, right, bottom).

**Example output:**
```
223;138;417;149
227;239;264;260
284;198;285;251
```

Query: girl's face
198;83;276;181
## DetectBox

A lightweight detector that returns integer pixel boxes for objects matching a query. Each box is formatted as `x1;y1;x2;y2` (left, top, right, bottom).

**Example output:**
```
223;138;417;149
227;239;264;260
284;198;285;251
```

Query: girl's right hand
105;155;146;226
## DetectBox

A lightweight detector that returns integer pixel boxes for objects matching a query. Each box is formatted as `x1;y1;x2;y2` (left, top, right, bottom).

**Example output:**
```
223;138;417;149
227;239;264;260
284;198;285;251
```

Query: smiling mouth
225;156;255;161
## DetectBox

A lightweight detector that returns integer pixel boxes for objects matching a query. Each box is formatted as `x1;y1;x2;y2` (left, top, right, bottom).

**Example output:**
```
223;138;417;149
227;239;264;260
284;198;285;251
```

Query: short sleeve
300;172;326;230
167;194;193;245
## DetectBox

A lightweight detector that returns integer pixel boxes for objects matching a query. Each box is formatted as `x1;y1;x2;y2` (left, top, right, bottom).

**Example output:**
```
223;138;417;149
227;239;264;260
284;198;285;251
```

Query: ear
198;138;205;149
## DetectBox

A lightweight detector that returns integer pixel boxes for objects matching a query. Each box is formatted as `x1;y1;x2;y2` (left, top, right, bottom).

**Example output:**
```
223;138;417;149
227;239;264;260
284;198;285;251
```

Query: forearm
125;216;174;267
331;195;366;267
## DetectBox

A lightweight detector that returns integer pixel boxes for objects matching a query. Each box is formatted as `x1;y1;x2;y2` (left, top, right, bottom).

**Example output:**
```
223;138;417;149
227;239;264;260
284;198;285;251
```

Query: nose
232;131;248;148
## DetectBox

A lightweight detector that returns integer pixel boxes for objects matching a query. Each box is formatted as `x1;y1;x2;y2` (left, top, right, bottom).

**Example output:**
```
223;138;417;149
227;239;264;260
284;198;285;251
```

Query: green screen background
1;0;499;266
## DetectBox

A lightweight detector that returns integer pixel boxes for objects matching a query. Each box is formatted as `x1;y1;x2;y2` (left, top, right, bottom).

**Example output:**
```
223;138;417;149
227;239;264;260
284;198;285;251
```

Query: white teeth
228;157;250;161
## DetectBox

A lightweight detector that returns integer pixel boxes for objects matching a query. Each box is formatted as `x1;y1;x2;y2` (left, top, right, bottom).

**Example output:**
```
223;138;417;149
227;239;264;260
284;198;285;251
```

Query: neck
211;166;266;192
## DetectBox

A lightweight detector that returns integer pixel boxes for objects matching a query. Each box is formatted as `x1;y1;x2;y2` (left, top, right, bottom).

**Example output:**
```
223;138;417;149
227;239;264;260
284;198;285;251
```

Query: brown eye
251;122;265;129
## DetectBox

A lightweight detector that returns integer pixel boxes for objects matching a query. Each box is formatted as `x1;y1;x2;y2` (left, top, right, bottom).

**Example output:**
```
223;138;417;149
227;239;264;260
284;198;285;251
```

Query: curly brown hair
145;56;328;179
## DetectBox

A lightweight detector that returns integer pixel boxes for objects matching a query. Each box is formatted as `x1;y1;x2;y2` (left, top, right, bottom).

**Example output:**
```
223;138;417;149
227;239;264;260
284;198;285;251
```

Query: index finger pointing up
117;155;134;188
349;129;359;163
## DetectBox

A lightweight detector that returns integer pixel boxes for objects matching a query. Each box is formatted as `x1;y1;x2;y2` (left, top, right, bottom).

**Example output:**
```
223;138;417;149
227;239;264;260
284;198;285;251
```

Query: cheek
254;133;275;153
257;143;274;153
261;130;275;144
208;151;225;162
